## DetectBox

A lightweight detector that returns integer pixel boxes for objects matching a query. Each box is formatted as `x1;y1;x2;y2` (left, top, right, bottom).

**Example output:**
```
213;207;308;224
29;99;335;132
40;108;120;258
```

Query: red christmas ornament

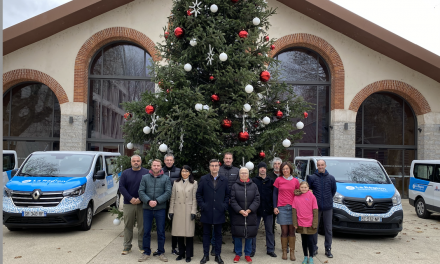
158;81;164;89
304;112;309;118
270;44;276;50
211;94;220;102
258;53;262;56
260;71;271;82
238;131;250;142
276;100;280;104
174;27;184;38
276;110;283;119
209;76;215;81
145;105;155;115
164;31;169;39
124;112;132;120
259;151;266;158
239;30;248;39
187;9;192;16
166;89;170;94
231;0;239;3
221;118;232;129
265;36;269;41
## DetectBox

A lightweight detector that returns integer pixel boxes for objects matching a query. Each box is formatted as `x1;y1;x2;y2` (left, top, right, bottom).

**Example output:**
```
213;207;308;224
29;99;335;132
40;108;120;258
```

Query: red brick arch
3;69;69;104
74;27;160;103
348;80;431;115
271;33;345;110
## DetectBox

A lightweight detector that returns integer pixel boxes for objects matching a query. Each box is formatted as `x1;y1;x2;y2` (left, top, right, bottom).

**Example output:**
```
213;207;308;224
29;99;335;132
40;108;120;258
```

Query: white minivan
3;150;18;185
3;151;120;231
409;160;440;218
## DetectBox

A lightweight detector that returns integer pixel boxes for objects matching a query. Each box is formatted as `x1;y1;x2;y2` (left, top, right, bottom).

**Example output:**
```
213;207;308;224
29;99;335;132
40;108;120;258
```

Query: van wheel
79;203;93;231
415;198;431;219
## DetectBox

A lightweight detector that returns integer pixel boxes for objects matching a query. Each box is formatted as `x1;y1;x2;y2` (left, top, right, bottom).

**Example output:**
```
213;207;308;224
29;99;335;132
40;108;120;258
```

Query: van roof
411;160;440;164
3;150;17;154
295;156;377;162
31;151;121;155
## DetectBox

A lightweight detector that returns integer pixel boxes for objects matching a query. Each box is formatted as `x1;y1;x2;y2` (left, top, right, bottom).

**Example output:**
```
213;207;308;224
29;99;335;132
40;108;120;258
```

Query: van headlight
333;192;344;204
3;186;13;197
63;183;87;197
391;190;401;206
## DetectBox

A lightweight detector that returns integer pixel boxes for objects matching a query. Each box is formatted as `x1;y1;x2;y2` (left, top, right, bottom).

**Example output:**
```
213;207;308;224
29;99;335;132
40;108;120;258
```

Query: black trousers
172;236;178;249
301;234;314;257
177;237;194;257
203;223;222;256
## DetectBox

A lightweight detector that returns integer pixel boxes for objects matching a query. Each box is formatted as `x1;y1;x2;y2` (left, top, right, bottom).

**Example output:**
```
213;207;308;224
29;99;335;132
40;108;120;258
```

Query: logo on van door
346;186;355;190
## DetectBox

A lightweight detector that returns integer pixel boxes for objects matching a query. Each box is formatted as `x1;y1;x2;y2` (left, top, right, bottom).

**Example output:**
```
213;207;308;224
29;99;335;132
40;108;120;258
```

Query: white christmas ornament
189;0;202;17
159;143;168;153
143;126;151;134
282;139;291;148
253;17;261;25
296;121;304;129
190;39;197;46
245;161;255;170
210;4;218;13
206;44;215;65
203;105;210;110
184;63;192;72
127;142;134;149
219;52;228;62
262;116;271;125
243;103;251;112
195;103;203;111
245;84;254;94
113;218;121;226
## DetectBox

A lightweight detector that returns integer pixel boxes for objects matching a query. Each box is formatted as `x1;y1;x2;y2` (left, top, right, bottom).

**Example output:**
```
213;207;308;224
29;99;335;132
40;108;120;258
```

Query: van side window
413;164;434;181
309;161;316;175
94;156;103;176
105;156;117;176
433;166;440;183
295;159;308;180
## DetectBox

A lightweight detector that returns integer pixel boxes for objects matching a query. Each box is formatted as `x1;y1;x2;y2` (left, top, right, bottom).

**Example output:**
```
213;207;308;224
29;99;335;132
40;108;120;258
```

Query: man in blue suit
196;159;229;264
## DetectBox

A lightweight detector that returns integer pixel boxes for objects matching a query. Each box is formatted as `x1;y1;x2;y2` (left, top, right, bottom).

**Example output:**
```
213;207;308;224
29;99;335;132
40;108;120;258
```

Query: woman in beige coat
169;165;198;262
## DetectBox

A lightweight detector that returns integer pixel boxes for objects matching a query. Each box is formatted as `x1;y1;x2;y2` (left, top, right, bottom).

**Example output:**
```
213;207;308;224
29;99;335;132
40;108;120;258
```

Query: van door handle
102;183;105;186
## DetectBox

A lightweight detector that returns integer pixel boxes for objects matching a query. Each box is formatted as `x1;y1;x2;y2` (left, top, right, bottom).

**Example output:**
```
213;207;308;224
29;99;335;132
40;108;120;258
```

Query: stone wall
59;103;87;151
417;112;440;160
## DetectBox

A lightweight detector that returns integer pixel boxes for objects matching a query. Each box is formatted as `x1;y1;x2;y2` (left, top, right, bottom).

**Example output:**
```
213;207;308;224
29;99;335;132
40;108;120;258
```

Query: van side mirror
391;178;396;185
94;170;106;180
11;169;18;178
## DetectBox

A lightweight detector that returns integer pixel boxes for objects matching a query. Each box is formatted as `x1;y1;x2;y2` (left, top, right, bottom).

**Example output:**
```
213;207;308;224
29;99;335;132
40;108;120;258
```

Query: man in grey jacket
138;159;172;262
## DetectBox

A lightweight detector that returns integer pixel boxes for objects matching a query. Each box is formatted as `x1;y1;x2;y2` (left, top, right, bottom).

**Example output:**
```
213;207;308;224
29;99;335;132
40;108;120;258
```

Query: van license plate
359;216;382;222
22;211;46;217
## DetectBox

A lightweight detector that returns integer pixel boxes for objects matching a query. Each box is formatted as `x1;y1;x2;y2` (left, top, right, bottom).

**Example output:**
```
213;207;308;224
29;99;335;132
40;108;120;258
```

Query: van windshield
322;160;390;184
19;153;95;177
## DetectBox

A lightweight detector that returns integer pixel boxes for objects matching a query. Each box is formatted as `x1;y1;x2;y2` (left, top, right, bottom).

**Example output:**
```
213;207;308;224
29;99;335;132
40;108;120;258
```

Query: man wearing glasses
196;159;229;264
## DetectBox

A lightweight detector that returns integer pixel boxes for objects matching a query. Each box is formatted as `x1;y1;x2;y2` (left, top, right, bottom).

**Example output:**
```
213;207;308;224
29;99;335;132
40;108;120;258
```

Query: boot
281;237;288;260
288;236;296;261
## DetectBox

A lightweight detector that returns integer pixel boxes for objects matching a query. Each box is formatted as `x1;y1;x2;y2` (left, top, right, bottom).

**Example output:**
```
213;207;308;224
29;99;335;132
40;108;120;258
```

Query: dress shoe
200;255;209;264
250;251;255;257
153;250;160;256
186;257;191;263
266;252;277;257
176;255;185;261
215;255;224;264
210;246;216;256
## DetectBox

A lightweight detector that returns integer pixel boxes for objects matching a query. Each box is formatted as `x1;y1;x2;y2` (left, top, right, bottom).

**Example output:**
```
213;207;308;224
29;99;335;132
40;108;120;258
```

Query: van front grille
344;198;393;214
11;191;64;207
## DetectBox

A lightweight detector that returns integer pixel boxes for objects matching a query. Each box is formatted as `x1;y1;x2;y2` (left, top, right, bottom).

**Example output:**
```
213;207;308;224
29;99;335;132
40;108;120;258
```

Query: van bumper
409;198;415;207
332;207;403;235
3;209;86;229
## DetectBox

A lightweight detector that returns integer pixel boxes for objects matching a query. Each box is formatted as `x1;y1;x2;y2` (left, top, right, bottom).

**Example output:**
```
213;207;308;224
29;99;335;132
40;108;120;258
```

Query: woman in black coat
230;167;260;263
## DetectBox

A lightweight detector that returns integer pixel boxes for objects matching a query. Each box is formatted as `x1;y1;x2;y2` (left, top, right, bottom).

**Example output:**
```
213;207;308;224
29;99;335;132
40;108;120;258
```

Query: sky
2;0;440;56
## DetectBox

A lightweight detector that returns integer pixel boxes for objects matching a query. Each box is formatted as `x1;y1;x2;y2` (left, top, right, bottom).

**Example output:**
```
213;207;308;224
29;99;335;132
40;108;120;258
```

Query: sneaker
153;249;160;256
172;248;180;255
325;249;333;258
245;256;252;263
233;255;240;263
308;257;314;264
121;248;132;255
159;254;169;262
138;254;150;262
302;256;308;264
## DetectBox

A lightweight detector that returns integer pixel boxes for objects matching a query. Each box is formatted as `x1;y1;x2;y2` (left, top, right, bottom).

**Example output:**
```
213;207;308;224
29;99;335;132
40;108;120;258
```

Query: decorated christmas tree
121;0;310;175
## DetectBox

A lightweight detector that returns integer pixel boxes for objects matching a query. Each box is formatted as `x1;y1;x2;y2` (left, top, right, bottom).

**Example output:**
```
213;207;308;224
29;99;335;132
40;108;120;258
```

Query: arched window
355;92;416;198
274;48;331;157
3;83;60;165
87;42;155;153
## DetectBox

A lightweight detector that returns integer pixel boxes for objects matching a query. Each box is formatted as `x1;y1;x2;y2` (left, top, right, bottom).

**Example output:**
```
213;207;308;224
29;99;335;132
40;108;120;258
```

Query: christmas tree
121;0;310;175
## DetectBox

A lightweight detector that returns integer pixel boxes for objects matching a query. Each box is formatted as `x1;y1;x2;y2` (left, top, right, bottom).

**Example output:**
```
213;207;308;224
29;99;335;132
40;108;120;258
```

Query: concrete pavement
3;201;440;264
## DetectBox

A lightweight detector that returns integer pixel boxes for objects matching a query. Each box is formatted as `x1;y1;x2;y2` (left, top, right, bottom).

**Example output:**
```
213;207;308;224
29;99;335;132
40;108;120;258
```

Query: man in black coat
251;162;277;257
307;159;336;258
267;157;282;236
196;159;229;264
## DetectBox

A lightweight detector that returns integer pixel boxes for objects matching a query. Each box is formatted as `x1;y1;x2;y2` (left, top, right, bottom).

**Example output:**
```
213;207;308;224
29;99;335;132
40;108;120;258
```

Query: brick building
3;0;440;196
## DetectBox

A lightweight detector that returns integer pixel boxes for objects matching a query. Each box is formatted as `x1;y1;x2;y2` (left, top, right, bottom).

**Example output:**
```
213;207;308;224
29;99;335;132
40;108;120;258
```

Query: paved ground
3;201;440;264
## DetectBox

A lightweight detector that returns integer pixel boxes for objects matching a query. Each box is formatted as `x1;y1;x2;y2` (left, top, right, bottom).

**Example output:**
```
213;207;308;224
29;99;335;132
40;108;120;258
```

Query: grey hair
317;159;326;165
131;154;142;161
271;157;282;165
239;167;249;174
164;153;175;160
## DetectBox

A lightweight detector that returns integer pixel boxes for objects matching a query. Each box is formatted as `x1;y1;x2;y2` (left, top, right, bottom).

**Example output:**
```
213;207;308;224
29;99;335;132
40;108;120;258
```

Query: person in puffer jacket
230;167;260;263
306;159;336;259
292;181;319;264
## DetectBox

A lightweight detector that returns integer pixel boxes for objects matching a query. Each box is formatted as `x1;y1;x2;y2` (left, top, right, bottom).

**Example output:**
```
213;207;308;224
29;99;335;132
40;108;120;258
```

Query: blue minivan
294;157;403;237
3;151;120;231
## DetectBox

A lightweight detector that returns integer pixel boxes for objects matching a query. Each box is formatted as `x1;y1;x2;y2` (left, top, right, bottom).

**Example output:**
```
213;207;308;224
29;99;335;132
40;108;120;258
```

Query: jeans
234;237;252;257
252;214;275;253
142;209;166;255
203;223;222;256
313;209;333;251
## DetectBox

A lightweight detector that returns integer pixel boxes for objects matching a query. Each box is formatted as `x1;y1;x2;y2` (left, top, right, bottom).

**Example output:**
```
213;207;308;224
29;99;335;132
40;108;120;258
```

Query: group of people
118;153;336;264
